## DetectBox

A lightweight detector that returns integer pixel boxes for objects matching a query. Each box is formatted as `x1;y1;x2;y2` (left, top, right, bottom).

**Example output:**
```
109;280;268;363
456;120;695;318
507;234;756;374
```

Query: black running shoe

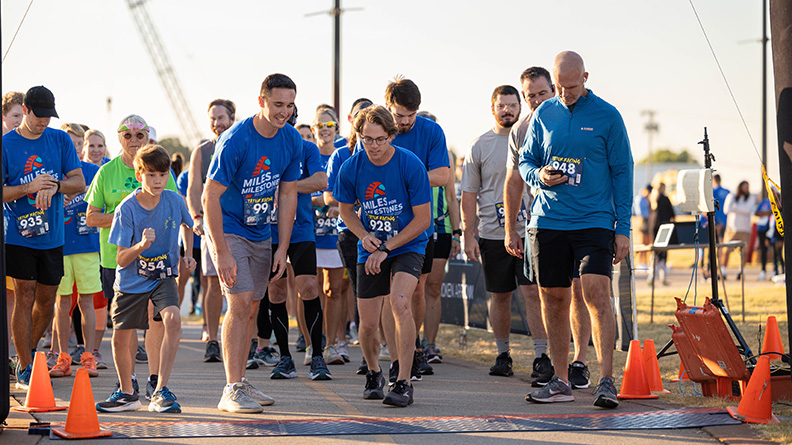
415;349;433;375
357;358;368;375
530;353;554;386
363;370;385;399
410;355;422;382
489;351;514;377
388;360;399;386
246;339;259;370
204;340;222;363
568;361;591;389
383;379;414;407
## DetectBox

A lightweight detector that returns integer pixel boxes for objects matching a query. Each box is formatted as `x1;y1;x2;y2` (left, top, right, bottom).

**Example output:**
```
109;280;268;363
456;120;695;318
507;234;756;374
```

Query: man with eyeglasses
504;66;594;391
203;73;302;413
87;114;178;399
460;85;541;379
4;85;86;389
520;51;632;408
384;77;450;384
187;99;236;363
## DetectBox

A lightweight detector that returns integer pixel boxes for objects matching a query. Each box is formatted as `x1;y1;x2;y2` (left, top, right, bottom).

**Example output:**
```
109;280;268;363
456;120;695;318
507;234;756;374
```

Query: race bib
76;211;98;235
136;253;174;280
16;209;49;238
244;195;273;226
494;202;528;227
314;213;338;237
368;214;398;241
550;157;583;186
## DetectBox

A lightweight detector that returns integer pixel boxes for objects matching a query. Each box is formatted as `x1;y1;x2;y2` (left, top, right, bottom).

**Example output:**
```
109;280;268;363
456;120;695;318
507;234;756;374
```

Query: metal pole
768;0;792;389
0;6;9;420
762;0;768;199
333;0;341;114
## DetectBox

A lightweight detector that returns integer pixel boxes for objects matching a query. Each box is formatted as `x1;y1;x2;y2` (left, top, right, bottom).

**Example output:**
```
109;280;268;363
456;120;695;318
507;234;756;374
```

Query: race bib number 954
16;209;49;238
137;253;174;280
368;215;398;241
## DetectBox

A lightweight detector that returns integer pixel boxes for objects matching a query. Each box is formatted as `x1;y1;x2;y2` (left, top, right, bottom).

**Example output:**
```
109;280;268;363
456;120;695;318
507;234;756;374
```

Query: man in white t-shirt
460;85;547;381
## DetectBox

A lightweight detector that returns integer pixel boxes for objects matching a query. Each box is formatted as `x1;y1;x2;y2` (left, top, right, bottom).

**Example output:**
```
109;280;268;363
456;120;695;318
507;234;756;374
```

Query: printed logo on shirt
581;127;594;131
252;156;272;176
21;155;58;206
112;177;141;198
365;182;386;201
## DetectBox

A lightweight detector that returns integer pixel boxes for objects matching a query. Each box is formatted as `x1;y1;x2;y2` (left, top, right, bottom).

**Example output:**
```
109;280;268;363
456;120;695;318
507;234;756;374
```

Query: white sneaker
240;377;275;406
324;345;345;365
758;271;767;281
303;345;313;366
379;345;390;361
337;341;351;362
349;323;360;345
217;383;264;413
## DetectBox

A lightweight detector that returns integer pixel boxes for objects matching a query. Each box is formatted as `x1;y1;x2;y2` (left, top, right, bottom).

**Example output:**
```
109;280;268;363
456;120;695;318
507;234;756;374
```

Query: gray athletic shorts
222;233;271;301
111;278;179;330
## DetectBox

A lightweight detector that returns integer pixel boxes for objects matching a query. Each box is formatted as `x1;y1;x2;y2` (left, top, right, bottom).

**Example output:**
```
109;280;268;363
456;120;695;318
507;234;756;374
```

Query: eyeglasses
314;121;337;129
360;136;389;146
495;103;520;111
122;132;147;141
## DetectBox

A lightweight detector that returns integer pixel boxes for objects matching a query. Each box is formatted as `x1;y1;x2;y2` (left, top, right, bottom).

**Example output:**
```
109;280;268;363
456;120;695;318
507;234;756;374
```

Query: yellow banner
762;166;784;237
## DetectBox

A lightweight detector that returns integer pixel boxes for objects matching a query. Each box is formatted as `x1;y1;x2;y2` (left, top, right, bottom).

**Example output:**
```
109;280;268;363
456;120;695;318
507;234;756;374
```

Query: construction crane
126;0;202;146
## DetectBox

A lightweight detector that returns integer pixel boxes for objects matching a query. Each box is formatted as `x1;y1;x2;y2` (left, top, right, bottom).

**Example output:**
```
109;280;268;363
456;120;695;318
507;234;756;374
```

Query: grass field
434;258;791;443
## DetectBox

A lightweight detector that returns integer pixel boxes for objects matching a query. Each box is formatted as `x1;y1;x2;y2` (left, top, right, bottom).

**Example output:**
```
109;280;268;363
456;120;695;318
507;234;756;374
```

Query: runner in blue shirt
335;105;431;408
520;52;632;409
267;108;331;381
203;74;301;414
3;86;85;388
384;78;450;380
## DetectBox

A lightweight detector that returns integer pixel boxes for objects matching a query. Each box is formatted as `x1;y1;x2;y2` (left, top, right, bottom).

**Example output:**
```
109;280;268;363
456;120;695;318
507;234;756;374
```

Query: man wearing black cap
3;85;85;389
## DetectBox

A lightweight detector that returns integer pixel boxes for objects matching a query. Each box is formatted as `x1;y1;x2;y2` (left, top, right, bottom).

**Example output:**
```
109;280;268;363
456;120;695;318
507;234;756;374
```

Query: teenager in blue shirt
100;145;194;413
203;74;301;413
385;78;450;380
520;52;632;408
335;106;431;407
3;86;85;389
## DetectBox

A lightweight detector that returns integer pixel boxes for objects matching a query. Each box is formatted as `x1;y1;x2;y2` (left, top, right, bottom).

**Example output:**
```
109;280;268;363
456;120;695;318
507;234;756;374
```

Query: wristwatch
453;229;462;236
377;244;391;254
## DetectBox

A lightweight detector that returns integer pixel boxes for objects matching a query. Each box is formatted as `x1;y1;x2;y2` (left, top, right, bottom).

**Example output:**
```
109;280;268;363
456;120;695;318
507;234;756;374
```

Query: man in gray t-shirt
503;66;593;391
460;85;548;381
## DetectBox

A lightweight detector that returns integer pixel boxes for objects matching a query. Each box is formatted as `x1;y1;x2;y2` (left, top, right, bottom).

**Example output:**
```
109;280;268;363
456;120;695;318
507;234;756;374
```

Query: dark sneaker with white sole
383;379;414;407
309;355;332;380
415;349;433;375
530;353;554;386
568;361;591;389
489;351;514;377
593;375;619;408
526;376;574;403
388;360;399;386
96;390;142;412
357;358;368;375
148;387;181;413
204;340;222;363
363;369;386;399
270;356;298;379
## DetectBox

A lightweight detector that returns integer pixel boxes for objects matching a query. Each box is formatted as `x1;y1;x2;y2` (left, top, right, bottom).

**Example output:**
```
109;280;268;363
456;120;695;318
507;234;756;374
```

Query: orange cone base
617;392;659;400
51;426;113;439
726;405;780;424
653;389;671;395
12;404;67;413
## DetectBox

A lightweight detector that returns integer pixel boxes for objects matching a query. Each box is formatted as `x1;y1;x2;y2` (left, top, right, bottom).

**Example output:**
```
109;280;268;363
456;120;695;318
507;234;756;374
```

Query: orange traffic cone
12;351;67;412
670;362;692;383
726;356;779;424
762;316;785;360
618;340;659;399
51;369;113;439
642;340;670;394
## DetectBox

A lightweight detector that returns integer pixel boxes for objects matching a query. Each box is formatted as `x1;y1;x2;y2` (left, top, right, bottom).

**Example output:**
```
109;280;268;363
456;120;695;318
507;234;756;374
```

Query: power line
2;0;35;63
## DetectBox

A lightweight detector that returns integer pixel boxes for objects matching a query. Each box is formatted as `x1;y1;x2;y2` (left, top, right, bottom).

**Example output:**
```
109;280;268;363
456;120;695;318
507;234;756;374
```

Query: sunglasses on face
122;132;147;141
314;121;337;129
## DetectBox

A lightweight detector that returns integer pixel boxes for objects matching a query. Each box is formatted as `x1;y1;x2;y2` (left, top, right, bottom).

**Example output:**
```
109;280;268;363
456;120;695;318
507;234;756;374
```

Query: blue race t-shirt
176;169;200;248
334;146;431;262
756;198;772;232
63;161;101;256
272;139;323;244
713;186;731;228
326;145;354;233
315;151;339;249
109;189;192;294
206;117;302;242
392;115;450;239
3;128;82;249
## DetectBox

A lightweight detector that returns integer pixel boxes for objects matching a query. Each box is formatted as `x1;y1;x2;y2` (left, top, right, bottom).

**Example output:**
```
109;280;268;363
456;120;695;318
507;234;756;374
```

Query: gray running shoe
425;344;442;364
135;345;148;364
337;341;351;363
569;361;591;389
70;345;85;365
378;344;390;361
593;375;619;408
364;369;386;399
253;347;279;367
46;351;58;369
526;375;574;403
489;351;514;377
217;383;263;413
145;377;157;401
92;349;108;369
270;356;298;379
324;345;344;365
309;355;332;380
240;377;275;406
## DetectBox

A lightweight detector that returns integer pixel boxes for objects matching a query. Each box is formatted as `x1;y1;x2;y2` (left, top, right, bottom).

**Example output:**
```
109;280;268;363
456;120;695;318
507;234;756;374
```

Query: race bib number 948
550;157;583;186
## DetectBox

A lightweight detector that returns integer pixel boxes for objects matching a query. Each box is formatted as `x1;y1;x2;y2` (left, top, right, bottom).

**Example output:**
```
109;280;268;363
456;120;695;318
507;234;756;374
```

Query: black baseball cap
24;86;59;118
